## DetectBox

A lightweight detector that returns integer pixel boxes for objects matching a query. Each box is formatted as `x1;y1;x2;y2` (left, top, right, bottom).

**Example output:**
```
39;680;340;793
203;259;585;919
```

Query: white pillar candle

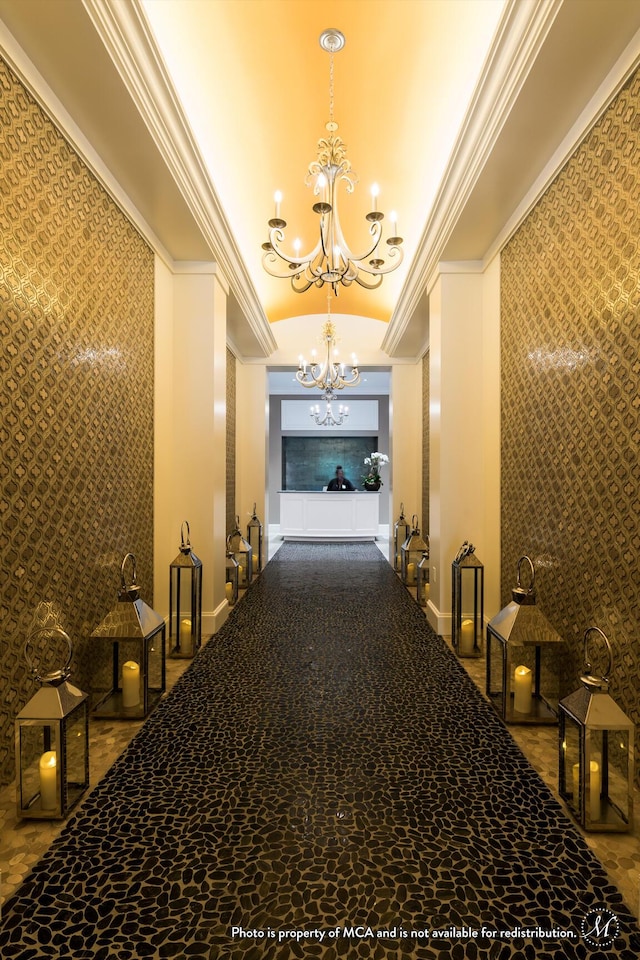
407;562;415;582
423;583;430;602
252;554;258;572
460;619;475;655
513;664;532;713
39;750;57;810
122;660;140;708
225;582;233;603
590;760;601;821
238;564;244;582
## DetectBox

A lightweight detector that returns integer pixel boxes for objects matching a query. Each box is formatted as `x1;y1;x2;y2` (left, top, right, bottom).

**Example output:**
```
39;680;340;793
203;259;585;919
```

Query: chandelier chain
329;50;334;126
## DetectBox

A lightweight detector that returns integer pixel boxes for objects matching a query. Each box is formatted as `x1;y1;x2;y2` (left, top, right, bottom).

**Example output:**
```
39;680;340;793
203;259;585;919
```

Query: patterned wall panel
422;349;430;535
226;347;236;535
0;57;154;785
501;67;640;780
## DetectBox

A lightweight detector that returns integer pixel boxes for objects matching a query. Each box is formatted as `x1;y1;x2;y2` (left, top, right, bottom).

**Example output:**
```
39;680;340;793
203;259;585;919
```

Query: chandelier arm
330;217;383;267
290;271;316;294
352;272;384;291
267;227;323;268
262;251;306;280
355;243;405;276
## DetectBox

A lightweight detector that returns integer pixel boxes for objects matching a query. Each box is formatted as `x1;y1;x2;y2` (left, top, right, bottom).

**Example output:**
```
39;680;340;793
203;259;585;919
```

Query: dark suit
327;477;355;491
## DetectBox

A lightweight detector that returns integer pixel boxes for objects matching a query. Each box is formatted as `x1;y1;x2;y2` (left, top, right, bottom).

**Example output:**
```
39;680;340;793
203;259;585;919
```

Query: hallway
1;543;639;959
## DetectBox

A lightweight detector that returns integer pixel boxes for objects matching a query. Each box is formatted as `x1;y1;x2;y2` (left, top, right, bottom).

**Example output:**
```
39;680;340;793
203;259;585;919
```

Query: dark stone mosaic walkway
1;542;638;959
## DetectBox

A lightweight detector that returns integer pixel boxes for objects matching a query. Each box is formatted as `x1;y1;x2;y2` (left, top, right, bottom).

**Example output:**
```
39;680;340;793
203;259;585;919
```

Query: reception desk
279;491;379;540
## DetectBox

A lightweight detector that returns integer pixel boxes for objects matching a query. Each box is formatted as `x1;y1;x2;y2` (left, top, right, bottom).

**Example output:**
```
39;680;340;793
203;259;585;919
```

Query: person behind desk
326;465;355;491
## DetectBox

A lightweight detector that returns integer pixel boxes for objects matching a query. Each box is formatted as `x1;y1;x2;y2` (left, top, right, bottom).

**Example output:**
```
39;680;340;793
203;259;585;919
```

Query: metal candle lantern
401;516;429;586
169;521;202;659
90;553;166;719
225;553;239;606
451;541;484;658
16;627;89;820
559;627;634;832
247;504;263;575
227;516;253;590
393;503;411;572
416;551;430;606
486;555;563;724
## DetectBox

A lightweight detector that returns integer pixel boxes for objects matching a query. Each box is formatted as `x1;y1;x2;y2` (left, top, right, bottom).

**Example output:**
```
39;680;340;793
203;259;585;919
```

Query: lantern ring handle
121;552;138;589
454;540;474;563
180;521;191;550
411;514;419;530
583;626;613;681
24;626;73;684
516;555;535;593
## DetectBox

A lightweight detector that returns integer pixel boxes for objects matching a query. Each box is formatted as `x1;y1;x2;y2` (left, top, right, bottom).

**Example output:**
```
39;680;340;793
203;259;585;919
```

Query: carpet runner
0;541;638;959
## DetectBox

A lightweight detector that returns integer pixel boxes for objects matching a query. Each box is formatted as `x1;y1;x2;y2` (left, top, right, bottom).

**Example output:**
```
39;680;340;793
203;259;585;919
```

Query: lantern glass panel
487;627;560;724
416;554;430;606
486;626;505;708
16;693;89;820
588;728;632;829
560;712;582;821
92;627;165;719
18;722;59;815
451;549;484;659
225;555;239;605
227;538;252;589
169;563;202;658
393;511;410;571
65;706;89;809
247;508;263;574
400;520;428;586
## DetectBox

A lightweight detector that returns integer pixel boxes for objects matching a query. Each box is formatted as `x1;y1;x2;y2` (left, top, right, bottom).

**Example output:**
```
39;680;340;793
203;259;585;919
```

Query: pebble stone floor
1;541;640;959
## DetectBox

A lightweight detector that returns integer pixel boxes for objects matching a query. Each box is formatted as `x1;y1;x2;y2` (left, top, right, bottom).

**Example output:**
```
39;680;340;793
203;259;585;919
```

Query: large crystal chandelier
262;28;403;295
296;294;360;392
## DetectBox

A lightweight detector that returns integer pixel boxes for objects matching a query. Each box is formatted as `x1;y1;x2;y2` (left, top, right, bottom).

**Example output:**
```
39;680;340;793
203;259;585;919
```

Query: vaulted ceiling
1;0;639;359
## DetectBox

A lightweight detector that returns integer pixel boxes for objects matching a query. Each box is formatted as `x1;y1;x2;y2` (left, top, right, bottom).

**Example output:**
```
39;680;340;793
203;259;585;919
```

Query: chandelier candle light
262;28;403;294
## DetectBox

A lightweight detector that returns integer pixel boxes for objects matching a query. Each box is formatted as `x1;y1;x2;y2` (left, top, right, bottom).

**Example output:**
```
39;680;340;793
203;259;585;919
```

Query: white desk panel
279;491;379;540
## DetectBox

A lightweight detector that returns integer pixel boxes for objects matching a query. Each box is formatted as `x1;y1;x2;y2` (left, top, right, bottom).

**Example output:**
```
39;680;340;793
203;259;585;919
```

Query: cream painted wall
390;362;423;541
154;261;232;634
153;256;175;617
235;359;268;554
427;263;501;635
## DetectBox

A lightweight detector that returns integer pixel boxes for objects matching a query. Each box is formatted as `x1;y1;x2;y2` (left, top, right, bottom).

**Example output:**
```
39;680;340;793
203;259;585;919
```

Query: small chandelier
262;28;403;294
310;391;349;427
297;293;360;392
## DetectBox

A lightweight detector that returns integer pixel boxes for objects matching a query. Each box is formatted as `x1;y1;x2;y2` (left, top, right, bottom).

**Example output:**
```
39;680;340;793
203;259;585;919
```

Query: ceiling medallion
262;28;403;295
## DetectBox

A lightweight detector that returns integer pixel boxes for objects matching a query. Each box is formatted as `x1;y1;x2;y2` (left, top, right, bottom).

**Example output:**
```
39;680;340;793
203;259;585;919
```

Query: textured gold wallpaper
226;347;236;535
0;57;154;785
501;66;639;776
